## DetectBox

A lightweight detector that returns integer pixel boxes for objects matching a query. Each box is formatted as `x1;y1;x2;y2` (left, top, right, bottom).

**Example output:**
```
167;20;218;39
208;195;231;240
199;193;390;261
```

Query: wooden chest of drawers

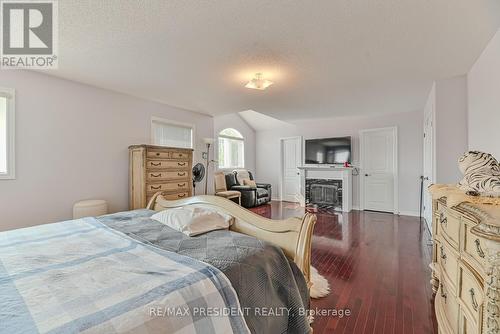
129;145;193;209
430;192;500;334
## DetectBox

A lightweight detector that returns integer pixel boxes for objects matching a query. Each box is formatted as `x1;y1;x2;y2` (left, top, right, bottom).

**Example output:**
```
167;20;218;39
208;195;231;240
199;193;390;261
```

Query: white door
361;127;397;213
423;109;435;226
281;137;302;202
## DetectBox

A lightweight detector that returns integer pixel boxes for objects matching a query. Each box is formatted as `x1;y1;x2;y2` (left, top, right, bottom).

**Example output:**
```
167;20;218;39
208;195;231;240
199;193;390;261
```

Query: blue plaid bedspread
0;218;250;334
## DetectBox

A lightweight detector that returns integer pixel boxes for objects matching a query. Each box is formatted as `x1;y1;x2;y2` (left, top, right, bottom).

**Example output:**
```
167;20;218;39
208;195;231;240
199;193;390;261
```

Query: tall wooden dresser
429;186;500;334
129;145;193;209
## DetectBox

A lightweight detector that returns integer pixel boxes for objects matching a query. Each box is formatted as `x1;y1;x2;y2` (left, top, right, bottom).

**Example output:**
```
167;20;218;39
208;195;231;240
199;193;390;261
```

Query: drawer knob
178;162;186;166
440;245;447;263
178;183;186;187
469;288;479;312
151;162;161;167
439;213;447;226
151;185;161;190
178;172;186;176
440;284;447;303
150;173;161;178
178;193;186;198
475;239;485;258
156;152;160;156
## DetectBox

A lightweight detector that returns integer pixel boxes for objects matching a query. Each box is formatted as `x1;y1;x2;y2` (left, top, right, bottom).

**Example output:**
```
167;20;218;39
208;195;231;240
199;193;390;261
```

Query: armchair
225;170;272;208
213;172;241;205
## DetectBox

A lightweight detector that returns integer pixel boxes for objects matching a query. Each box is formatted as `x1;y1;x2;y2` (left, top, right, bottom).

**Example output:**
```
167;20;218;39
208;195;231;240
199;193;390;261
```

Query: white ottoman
73;200;108;219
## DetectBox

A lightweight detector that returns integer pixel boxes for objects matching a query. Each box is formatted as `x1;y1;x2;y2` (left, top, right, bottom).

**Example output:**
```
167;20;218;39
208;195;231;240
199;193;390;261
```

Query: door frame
279;136;303;202
359;126;399;214
422;89;436;229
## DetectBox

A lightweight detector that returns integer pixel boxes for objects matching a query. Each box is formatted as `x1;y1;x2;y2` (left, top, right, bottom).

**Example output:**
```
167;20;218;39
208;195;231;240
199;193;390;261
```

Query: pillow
243;179;257;188
234;170;251;185
151;206;234;236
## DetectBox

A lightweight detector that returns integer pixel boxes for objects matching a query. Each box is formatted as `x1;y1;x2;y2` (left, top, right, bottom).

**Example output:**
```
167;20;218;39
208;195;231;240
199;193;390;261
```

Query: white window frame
150;116;195;149
0;87;15;180
218;128;245;170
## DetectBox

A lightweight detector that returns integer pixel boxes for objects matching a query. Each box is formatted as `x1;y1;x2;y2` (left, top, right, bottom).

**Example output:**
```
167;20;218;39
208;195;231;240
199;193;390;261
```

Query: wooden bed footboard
147;192;317;287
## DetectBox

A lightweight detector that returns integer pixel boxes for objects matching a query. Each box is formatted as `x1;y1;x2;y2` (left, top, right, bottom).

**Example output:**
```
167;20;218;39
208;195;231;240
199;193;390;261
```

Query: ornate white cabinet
430;189;499;334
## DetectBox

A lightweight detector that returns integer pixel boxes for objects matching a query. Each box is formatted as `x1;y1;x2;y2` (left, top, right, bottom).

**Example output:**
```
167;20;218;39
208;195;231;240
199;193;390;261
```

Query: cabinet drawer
146;191;189;205
459;265;484;324
147;150;171;159
438;239;459;290
439;209;460;249
162;192;189;200
147;182;189;193
463;223;488;271
147;171;189;181
436;281;459;334
147;160;189;169
171;152;190;160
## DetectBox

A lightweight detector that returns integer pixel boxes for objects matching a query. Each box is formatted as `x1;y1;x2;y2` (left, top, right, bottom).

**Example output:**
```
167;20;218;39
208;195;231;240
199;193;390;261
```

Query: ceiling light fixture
245;73;273;90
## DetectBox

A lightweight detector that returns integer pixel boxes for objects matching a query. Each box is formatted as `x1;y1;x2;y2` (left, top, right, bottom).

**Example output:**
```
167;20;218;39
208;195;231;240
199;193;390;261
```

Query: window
151;117;193;149
218;128;244;169
0;88;15;179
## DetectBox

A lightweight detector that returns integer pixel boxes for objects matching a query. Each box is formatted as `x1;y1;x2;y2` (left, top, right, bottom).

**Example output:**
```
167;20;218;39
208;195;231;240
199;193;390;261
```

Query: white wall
256;110;423;215
0;71;213;231
468;29;500;160
213;113;256;173
435;75;468;184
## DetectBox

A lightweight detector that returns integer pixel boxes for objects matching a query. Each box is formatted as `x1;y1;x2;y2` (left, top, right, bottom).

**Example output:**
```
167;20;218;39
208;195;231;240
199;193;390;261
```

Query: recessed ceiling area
238;110;291;131
51;0;500;120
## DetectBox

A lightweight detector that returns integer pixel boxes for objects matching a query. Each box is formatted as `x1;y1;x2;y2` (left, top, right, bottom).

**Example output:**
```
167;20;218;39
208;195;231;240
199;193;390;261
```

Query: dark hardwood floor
249;201;437;334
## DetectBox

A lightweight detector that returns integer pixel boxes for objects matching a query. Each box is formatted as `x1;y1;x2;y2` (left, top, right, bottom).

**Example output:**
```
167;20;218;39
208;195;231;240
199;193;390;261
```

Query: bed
0;193;316;334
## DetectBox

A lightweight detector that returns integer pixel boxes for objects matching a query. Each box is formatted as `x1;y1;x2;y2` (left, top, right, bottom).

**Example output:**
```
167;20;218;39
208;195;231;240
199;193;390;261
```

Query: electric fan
192;163;206;194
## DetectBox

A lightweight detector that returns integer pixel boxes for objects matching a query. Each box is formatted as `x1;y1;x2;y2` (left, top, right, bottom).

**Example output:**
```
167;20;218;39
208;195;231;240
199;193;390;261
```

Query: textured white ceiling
49;0;500;120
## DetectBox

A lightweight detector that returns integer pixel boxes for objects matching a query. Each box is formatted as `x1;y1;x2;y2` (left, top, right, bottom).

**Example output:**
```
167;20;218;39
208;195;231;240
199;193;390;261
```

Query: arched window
218;128;245;169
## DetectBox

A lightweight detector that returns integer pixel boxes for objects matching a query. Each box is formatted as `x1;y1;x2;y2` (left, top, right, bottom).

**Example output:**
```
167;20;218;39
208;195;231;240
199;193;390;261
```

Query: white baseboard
398;210;420;217
354;208;420;217
352;206;360;211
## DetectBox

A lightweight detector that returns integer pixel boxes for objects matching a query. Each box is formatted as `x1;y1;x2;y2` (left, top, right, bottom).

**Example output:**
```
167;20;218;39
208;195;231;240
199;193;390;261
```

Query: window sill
217;167;245;171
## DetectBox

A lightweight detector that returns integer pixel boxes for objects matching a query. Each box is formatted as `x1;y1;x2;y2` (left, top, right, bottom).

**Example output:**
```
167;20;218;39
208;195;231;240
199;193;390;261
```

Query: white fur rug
310;266;330;299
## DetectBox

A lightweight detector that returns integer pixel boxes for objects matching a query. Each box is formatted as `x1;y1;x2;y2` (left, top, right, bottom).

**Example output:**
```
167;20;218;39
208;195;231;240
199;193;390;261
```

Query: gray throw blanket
98;209;310;334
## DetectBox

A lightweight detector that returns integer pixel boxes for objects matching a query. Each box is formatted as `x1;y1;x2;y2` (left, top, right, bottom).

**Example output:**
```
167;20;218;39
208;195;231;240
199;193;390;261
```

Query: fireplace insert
306;178;343;210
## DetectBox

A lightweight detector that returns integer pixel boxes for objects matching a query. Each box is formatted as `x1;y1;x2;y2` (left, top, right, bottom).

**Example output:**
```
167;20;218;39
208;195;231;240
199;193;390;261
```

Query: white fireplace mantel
297;166;353;212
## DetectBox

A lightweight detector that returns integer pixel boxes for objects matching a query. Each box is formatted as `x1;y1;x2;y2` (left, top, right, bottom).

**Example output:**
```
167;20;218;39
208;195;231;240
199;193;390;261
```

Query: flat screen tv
305;137;351;165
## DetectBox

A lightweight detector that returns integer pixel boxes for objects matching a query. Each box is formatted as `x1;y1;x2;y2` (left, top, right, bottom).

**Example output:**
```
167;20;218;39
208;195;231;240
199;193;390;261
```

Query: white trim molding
398;210;420;217
0;87;15;180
